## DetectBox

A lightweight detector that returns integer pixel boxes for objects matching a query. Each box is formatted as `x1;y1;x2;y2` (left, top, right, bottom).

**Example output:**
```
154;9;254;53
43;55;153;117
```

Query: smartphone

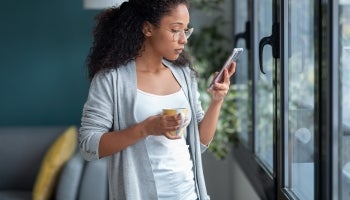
209;48;244;89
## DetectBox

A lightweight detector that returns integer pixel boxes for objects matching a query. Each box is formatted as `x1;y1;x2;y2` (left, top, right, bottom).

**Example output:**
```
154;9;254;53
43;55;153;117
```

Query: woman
79;0;236;199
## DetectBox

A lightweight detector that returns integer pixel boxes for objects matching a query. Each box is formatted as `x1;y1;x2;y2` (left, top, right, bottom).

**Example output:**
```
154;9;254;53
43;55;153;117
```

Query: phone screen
209;48;244;89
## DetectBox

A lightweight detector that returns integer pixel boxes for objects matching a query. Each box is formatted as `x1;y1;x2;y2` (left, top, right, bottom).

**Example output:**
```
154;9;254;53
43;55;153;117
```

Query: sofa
0;126;108;200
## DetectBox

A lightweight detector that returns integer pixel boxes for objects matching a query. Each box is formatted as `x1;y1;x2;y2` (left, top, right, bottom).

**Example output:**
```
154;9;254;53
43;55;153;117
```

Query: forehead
159;4;190;26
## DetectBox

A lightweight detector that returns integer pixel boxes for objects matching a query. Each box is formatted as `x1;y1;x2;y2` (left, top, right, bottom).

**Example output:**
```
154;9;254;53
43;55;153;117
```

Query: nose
178;32;188;44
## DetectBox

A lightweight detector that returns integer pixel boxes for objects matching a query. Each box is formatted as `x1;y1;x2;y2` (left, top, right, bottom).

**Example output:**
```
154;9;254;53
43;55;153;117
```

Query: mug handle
176;112;185;136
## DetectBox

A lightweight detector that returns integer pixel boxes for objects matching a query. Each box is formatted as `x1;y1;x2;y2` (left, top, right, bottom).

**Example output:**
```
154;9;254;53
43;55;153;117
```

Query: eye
170;29;181;33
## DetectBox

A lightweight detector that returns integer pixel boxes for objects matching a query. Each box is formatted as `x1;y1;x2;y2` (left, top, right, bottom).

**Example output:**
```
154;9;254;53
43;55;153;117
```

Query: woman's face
147;4;190;61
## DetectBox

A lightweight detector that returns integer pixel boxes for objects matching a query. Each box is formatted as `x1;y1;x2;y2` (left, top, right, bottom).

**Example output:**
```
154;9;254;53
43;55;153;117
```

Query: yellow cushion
32;126;78;200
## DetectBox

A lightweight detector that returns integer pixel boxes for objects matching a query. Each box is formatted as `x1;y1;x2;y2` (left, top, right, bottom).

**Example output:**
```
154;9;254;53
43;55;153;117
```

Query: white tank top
134;89;197;200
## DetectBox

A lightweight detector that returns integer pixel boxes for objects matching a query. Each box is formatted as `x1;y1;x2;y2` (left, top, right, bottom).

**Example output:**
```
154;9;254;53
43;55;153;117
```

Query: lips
175;49;183;54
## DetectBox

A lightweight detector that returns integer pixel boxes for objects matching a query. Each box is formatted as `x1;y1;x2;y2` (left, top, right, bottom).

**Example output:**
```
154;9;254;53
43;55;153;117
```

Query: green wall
0;1;99;125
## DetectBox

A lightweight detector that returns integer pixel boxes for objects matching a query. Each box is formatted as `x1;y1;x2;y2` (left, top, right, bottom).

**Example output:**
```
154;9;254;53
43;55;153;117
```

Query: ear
142;21;153;37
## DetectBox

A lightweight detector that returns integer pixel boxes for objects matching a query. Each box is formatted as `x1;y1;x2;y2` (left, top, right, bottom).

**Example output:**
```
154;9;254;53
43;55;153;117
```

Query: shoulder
91;68;116;85
91;60;136;83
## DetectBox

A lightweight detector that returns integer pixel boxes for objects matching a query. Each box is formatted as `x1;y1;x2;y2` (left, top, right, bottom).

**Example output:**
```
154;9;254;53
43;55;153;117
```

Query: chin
164;55;179;61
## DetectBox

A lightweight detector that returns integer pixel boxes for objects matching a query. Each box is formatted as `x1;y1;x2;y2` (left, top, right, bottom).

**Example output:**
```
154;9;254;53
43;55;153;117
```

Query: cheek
153;37;178;58
161;44;179;60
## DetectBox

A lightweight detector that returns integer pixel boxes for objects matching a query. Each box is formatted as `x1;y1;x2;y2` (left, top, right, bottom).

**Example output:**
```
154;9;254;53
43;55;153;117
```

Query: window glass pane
233;1;250;147
339;2;350;199
286;0;315;199
255;0;274;171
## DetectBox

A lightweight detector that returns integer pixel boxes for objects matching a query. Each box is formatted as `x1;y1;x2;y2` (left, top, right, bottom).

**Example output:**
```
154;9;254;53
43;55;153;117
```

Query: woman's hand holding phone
207;62;236;102
208;48;244;90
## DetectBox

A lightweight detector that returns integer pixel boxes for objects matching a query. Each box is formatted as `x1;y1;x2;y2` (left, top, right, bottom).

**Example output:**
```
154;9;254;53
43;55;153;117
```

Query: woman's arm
97;123;147;158
199;62;236;145
97;114;183;158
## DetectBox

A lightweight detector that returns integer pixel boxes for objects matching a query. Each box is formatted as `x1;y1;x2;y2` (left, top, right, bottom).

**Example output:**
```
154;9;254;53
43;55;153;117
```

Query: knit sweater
79;59;210;200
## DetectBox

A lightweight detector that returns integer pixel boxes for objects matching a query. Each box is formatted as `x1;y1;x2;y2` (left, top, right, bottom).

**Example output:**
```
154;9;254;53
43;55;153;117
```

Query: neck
135;54;166;73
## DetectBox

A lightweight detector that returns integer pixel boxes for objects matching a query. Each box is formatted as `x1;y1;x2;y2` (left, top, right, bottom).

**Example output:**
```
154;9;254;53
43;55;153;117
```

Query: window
339;1;350;199
285;0;315;199
233;0;250;147
231;0;349;199
254;0;274;172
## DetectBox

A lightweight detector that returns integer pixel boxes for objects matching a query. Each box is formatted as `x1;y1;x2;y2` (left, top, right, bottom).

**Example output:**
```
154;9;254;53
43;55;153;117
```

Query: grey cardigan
79;60;210;200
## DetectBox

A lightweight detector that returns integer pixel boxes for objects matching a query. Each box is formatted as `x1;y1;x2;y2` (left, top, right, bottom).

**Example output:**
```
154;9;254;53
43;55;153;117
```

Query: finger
164;125;178;132
164;131;181;140
216;84;230;91
223;68;230;83
164;115;179;125
211;80;230;92
215;69;230;89
228;62;236;76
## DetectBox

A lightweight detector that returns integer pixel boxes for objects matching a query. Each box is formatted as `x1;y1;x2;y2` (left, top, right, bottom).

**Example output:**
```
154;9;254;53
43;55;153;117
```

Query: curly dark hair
86;0;193;80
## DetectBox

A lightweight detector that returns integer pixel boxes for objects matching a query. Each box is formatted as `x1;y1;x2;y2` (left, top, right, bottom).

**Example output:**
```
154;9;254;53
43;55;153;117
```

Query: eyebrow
169;22;189;27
